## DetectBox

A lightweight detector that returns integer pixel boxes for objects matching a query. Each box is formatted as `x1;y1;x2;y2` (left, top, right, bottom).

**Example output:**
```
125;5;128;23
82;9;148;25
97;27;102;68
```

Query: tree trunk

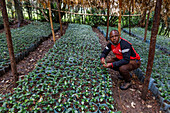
13;0;24;27
129;2;131;35
141;0;162;100
11;9;14;19
0;0;18;87
118;0;122;35
106;0;110;41
144;10;150;41
25;1;32;20
122;17;124;27
81;7;83;24
158;21;165;35
48;1;55;42
163;26;169;36
139;9;147;27
57;0;63;36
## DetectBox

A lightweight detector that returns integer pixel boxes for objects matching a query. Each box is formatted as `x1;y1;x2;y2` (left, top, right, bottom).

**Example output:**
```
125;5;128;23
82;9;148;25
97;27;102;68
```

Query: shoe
120;81;132;90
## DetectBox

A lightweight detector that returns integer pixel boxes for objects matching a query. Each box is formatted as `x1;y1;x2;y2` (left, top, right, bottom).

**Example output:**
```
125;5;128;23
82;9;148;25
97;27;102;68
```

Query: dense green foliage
0;24;119;113
98;26;169;100
0;21;59;67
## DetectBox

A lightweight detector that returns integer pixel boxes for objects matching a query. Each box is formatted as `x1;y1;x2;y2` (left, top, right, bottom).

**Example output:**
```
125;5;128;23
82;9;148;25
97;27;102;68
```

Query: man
100;30;141;90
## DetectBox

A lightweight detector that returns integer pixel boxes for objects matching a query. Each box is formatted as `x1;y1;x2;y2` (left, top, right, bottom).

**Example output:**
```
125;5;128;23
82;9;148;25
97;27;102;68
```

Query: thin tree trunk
81;7;83;24
141;0;162;100
57;0;63;36
11;9;14;18
106;0;110;41
118;0;122;35
158;22;165;35
69;6;71;23
13;0;24;27
48;2;55;42
163;26;169;36
122;17;124;27
144;10;150;41
129;1;131;35
132;0;135;14
0;0;18;87
140;9;147;27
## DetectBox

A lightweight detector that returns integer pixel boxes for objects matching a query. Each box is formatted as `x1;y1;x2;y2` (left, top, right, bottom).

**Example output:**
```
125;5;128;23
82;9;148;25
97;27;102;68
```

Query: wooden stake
118;0;122;35
144;10;150;42
57;0;63;36
132;0;135;14
0;0;18;87
106;0;110;41
129;1;131;35
48;1;55;42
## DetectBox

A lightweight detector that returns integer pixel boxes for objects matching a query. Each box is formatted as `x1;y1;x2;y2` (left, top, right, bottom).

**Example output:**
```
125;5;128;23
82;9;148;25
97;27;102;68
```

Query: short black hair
110;30;119;34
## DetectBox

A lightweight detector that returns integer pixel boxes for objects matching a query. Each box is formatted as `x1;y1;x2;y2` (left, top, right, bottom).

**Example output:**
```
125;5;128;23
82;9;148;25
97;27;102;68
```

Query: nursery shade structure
3;0;170;100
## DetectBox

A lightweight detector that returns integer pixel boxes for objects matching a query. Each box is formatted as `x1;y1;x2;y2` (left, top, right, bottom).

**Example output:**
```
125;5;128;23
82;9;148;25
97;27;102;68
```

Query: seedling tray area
0;21;60;76
0;24;120;113
123;27;170;54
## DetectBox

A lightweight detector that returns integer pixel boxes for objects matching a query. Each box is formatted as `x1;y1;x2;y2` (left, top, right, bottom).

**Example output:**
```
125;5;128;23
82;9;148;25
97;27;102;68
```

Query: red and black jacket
100;37;140;68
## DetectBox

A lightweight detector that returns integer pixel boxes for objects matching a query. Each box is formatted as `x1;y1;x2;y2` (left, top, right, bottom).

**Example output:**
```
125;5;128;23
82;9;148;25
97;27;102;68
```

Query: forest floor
0;22;164;113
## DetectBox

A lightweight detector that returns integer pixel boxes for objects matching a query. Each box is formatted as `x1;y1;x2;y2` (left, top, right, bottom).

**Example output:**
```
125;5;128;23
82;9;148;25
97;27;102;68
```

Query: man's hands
100;58;112;68
100;58;106;64
103;63;112;68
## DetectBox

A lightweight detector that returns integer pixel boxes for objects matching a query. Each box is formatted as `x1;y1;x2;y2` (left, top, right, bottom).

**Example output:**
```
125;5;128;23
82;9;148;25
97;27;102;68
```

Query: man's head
109;30;120;45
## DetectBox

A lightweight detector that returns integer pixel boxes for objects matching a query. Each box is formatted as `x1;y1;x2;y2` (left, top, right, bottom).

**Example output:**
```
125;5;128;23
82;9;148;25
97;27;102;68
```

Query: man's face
109;31;120;45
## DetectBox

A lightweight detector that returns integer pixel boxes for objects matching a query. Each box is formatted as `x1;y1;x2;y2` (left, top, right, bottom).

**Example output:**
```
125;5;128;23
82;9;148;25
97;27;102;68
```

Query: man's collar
109;38;121;45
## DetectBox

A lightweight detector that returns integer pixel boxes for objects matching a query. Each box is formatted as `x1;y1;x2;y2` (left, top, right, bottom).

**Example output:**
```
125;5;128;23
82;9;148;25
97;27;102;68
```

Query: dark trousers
107;57;141;82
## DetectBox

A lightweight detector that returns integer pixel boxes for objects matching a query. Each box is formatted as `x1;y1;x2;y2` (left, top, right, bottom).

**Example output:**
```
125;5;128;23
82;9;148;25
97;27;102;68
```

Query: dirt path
92;27;163;113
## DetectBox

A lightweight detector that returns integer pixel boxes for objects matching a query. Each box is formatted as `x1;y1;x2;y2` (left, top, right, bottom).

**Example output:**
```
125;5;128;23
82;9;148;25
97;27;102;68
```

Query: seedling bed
122;27;170;54
0;24;120;113
0;21;60;76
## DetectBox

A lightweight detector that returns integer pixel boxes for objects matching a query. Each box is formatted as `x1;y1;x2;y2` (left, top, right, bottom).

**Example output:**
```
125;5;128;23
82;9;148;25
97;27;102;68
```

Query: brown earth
0;23;164;113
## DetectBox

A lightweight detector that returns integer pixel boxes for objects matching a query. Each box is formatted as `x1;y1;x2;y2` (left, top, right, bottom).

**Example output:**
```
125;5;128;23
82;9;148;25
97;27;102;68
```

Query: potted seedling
106;89;113;96
106;96;115;104
88;102;98;113
64;101;73;108
79;104;88;113
91;97;99;104
73;101;80;110
99;96;106;104
99;104;110;113
54;104;65;113
106;102;115;111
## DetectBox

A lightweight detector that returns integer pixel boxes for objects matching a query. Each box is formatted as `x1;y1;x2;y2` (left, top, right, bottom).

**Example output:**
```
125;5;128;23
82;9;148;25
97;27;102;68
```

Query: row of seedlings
98;26;170;111
0;21;60;76
0;24;119;113
122;27;170;54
